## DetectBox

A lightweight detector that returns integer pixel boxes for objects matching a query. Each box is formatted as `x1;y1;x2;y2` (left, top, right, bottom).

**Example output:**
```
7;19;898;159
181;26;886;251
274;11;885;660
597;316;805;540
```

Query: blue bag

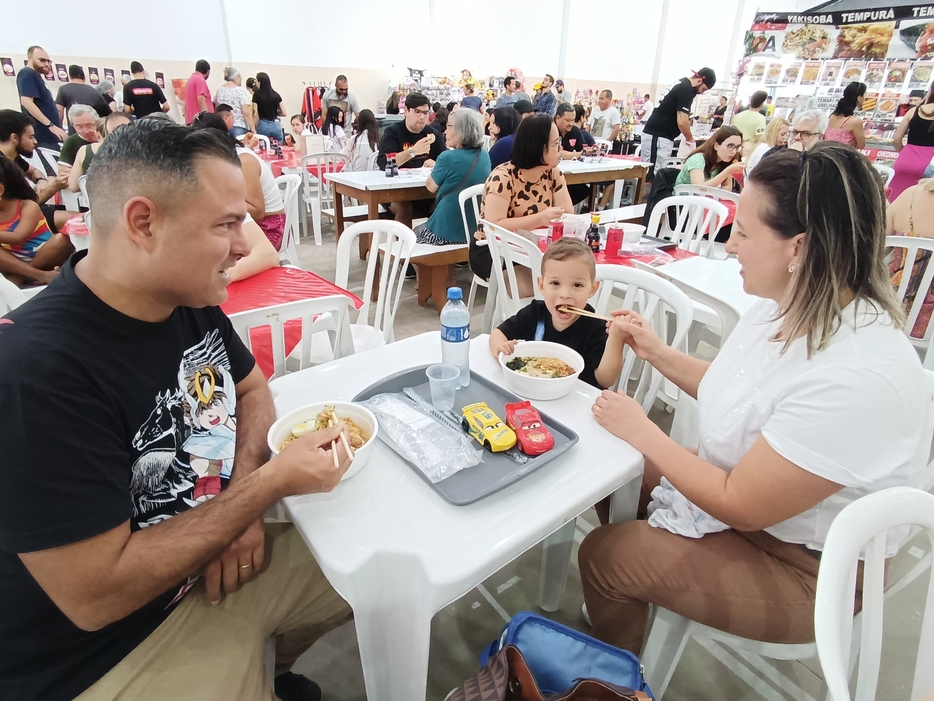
480;611;654;698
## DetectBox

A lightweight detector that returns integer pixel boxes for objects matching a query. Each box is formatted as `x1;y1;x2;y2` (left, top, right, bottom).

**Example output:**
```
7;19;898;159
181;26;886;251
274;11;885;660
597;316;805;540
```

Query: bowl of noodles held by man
267;402;378;482
499;340;584;400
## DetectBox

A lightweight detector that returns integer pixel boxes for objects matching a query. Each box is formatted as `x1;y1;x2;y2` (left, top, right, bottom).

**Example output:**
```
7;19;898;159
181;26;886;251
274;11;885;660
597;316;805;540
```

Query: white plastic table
269;332;644;701
325;169;432;231
651;256;756;318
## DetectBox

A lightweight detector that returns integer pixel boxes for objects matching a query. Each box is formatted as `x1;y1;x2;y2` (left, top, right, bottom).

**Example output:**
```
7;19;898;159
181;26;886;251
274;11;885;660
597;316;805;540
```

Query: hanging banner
746;6;934;61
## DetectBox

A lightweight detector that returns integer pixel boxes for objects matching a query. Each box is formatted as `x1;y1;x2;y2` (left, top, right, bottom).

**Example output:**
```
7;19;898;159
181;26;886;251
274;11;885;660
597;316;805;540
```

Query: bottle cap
446;287;463;300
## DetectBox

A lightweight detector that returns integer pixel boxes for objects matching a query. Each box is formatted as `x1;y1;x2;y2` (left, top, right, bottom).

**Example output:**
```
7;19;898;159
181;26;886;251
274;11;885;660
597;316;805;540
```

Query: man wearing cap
534;74;558;117
555;79;568;102
513;100;535;120
641;67;716;177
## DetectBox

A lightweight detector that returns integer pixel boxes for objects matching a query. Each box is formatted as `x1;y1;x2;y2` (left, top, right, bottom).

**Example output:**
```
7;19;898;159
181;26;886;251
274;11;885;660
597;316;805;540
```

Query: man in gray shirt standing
55;65;111;134
321;74;360;130
513;81;531;104
497;76;519;109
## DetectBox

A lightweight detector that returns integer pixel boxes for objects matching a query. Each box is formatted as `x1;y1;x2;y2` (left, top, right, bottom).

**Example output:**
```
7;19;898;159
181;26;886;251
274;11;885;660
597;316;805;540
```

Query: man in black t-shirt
641;67;716;177
123;61;170;118
377;92;444;222
0;120;352;701
554;102;590;205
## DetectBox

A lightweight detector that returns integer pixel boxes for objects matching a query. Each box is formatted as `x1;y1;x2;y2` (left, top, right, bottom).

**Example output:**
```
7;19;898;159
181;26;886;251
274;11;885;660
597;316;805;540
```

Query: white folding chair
590;265;693;412
254;134;271;151
633;144;642;158
816;487;934;701
458;184;486;318
480;219;544;326
333;220;416;352
482;134;492;151
646;195;729;258
674;183;740;206
886;235;934;355
228;296;355;381
0;276;27;314
300;152;349;246
594;138;613;151
275;174;302;267
366;151;379;171
873;163;895;188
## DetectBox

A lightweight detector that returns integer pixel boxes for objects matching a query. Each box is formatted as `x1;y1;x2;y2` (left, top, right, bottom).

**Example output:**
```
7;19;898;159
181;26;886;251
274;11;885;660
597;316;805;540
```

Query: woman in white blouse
343;109;380;172
580;142;934;654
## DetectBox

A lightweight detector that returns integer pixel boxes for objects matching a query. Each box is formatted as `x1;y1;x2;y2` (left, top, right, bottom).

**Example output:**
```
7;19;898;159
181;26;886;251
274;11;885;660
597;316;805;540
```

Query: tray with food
353;365;579;505
833;23;894;60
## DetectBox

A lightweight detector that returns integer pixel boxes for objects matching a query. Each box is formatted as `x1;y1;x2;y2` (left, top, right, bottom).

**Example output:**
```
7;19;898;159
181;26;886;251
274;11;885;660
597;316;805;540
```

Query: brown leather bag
446;645;652;701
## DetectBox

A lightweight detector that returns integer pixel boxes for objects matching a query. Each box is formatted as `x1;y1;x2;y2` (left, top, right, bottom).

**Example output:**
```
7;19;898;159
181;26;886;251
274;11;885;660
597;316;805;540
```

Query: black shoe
454;261;470;269
404;264;417;280
274;672;322;701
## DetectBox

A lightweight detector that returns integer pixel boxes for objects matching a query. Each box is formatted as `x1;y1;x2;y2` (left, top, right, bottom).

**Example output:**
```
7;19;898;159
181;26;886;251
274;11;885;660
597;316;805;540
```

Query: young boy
489;237;626;389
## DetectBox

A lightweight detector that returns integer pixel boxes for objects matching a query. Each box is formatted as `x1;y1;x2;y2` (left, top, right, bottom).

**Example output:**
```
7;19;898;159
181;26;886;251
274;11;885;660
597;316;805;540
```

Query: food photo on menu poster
55;63;67;82
104;68;114;83
781;62;802;84
865;61;887;88
886;60;910;88
1;58;13;77
910;61;934;87
155;72;165;89
819;60;843;86
88;67;99;86
764;62;783;85
843;60;866;82
800;61;821;85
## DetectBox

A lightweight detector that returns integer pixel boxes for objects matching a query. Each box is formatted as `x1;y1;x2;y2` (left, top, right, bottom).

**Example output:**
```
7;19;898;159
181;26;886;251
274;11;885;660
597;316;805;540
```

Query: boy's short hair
541;237;596;279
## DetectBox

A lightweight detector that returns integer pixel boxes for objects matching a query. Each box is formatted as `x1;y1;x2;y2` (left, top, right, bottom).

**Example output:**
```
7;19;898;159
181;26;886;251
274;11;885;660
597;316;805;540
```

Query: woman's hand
539;206;565;227
607;309;666;362
725;161;747;176
592;389;653;443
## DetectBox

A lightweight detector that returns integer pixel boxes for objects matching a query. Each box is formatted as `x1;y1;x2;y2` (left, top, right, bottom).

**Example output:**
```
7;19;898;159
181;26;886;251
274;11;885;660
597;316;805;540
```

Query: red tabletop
536;236;697;267
221;267;363;379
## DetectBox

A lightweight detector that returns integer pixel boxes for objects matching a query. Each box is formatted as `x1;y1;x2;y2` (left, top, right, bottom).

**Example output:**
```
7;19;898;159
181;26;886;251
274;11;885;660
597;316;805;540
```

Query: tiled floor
284;223;932;700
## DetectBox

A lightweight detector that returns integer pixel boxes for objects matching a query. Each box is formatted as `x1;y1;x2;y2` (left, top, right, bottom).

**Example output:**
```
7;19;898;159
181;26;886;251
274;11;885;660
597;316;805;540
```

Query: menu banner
765;62;783;84
886;60;911;87
782;62;803;84
843;60;867;81
910;61;934;86
820;60;844;85
800;60;822;85
747;5;934;61
865;61;888;87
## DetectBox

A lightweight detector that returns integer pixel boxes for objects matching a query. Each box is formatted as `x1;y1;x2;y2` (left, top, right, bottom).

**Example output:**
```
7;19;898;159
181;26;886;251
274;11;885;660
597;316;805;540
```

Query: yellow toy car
461;402;517;453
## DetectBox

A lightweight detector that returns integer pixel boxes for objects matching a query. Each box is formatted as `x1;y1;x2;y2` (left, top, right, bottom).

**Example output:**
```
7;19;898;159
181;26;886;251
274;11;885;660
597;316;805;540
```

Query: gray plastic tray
354;365;579;506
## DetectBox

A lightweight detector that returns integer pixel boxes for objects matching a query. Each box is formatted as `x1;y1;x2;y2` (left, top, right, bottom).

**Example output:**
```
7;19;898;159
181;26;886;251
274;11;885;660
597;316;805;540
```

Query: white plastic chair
0;276;27;314
334;220;416;351
633;144;642;158
886;235;934;354
674;183;740;206
254;134;271;151
366;151;379;171
228;296;355;380
480;219;544;326
301;152;349;246
482;134;492;151
816;487;934;701
458;184;487;317
591;264;693;412
873;163;895;188
646;195;729;258
275;174;302;267
594;138;613;151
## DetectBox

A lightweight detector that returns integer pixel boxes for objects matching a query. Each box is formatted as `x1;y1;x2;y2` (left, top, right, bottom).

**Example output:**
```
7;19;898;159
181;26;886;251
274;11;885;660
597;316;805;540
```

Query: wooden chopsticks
558;305;614;323
327;418;355;469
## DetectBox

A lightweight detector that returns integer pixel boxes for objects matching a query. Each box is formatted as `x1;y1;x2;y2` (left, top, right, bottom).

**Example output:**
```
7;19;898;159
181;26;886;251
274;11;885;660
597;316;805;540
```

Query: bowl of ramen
267;402;378;481
499;341;585;401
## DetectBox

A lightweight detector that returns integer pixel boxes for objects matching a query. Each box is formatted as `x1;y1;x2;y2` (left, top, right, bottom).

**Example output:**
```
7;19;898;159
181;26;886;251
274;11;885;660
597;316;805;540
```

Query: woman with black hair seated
487;107;520;169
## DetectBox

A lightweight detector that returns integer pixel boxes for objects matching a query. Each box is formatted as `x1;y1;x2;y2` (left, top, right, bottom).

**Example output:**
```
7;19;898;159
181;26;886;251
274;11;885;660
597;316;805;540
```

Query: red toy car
504;401;555;456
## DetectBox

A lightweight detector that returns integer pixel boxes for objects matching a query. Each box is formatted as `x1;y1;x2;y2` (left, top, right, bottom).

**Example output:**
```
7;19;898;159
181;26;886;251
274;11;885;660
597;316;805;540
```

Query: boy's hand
492;339;518;358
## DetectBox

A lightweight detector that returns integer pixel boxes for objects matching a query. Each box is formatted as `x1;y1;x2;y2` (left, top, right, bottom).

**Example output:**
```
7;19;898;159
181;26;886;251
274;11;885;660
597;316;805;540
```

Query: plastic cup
426;364;460;411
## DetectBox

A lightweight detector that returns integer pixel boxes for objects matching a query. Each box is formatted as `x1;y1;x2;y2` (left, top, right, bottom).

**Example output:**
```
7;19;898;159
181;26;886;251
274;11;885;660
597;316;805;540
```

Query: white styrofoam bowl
499;341;585;401
267;401;378;482
621;223;646;243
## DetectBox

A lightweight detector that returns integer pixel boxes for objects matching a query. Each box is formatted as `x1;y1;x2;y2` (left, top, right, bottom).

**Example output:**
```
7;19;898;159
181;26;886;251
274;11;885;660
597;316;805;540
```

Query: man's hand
273;425;351;496
202;517;265;604
412;135;433;156
53;169;70;191
49;125;67;141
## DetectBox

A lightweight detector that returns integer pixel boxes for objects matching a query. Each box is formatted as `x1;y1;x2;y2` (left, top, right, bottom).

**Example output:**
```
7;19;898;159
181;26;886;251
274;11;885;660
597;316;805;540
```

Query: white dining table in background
651;255;756;318
268;332;644;701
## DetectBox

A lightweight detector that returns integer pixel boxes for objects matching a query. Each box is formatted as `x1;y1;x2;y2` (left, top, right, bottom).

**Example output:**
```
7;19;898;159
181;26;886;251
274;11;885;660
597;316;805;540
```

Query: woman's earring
788;263;797;273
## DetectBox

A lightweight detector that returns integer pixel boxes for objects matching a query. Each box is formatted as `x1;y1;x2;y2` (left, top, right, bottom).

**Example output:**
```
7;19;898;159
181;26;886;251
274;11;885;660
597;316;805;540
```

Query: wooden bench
410;243;469;311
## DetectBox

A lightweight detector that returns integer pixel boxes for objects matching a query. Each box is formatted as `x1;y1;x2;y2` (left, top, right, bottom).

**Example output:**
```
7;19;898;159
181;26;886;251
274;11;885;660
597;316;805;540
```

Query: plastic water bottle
440;287;471;388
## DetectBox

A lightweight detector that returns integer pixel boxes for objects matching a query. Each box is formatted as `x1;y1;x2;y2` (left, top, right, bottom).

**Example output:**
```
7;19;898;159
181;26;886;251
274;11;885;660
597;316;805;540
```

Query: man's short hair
130;61;144;74
215;103;233;114
644;93;651;99
794;109;829;135
195;59;211;75
68;104;99;123
335;74;347;83
0;109;31;142
555;102;575;119
86;119;240;235
542;237;596;280
544;74;555;84
26;46;42;57
404;92;431;111
68;65;85;81
750;90;769;109
600;89;613;99
504;76;515;89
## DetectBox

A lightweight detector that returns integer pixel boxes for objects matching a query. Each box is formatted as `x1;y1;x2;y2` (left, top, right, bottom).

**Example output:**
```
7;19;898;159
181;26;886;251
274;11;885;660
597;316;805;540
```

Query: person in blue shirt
535;74;558;117
413;108;491;245
16;46;66;149
460;83;484;113
488;107;520;169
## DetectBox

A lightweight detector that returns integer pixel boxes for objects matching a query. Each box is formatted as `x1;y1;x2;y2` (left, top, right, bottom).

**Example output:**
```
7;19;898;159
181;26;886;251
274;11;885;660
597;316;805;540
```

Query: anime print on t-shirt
129;329;238;531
